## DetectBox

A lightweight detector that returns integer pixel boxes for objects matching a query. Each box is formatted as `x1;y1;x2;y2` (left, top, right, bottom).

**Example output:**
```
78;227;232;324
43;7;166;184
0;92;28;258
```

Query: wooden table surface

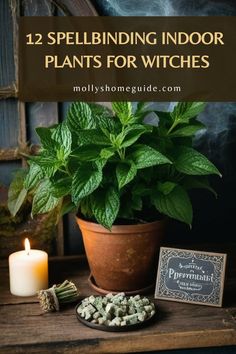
0;247;236;354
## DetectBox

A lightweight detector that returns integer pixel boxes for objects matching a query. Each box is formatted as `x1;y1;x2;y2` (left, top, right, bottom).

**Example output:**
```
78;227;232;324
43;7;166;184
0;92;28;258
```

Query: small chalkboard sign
155;247;227;307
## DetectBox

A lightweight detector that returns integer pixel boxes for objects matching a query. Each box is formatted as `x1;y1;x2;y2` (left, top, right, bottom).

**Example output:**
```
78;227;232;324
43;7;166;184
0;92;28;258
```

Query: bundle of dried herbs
38;280;79;312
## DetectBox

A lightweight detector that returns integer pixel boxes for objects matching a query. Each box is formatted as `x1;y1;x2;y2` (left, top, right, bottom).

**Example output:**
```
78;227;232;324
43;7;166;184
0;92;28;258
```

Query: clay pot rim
76;216;165;234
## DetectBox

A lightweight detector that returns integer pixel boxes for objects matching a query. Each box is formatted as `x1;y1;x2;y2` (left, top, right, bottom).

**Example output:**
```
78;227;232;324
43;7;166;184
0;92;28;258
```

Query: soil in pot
76;217;166;292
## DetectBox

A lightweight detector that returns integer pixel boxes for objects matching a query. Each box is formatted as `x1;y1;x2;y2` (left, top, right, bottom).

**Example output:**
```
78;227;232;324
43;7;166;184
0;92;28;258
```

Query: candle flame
24;238;31;255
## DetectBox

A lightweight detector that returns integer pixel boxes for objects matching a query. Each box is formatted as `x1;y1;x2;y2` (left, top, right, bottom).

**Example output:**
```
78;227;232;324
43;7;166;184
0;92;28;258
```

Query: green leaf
132;194;142;211
24;162;44;190
88;103;112;120
90;187;120;229
120;124;152;148
8;170;27;216
100;147;116;159
51;122;72;157
41;166;58;178
132;183;151;196
129;144;172;169
79;197;93;219
155;111;172;124
77;129;110;146
36;127;55;151
174;146;221;176
32;180;60;215
50;177;72;198
60;199;76;217
157;181;177;195
171;102;206;123
95;158;107;170
152;185;193;225
98;116;119;135
183;176;217;198
112;102;132;125
72;145;101;161
66;102;95;130
170;122;205;137
30;154;58;168
29;154;61;177
137;101;147;111
9;189;27;217
72;164;102;204
116;161;137;189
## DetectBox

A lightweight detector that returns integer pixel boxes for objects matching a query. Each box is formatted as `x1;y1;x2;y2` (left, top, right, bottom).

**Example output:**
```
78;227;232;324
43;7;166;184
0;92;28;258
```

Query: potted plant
9;101;221;293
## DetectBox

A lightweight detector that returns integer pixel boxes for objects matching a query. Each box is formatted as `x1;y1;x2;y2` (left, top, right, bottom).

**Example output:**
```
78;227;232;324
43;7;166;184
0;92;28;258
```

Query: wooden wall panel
0;0;15;86
0;0;18;152
0;99;18;148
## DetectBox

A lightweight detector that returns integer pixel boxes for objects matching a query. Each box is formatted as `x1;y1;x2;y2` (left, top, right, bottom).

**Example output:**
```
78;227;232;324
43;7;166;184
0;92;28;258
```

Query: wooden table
0;248;236;354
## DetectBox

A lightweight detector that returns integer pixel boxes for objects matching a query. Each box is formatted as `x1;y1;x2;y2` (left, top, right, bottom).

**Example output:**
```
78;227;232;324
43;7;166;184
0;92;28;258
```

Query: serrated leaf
129;144;172;169
100;147;116;159
32;180;60;215
132;183;151;196
35;127;55;151
88;103;112;120
98;116;119;135
8;170;28;216
112;102;132;125
77;129;110;146
174;146;221;176
153;185;193;225
51;123;72;157
171;102;206;123
170;122;205;137
41;166;58;178
157;181;177;195
72;145;101;161
120;124;152;148
183;176;217;198
24;162;44;190
136;102;146;113
90;187;120;229
72;164;102;204
66;102;95;130
95;158;107;170
29;154;61;176
116;161;137;189
60;199;76;217
50;177;72;198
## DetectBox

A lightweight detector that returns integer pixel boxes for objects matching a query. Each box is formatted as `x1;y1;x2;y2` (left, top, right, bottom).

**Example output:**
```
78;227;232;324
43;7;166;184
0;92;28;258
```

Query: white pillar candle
9;238;48;296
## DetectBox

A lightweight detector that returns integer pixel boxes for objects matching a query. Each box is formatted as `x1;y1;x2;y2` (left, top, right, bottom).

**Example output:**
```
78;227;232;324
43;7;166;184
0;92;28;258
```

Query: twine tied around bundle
38;280;79;312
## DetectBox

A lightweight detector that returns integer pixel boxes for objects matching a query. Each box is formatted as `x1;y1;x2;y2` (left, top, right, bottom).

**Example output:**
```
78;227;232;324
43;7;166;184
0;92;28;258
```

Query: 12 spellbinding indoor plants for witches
9;101;221;292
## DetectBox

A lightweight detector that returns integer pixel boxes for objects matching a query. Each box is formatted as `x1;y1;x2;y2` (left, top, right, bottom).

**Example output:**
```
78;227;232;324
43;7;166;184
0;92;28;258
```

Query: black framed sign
155;247;227;307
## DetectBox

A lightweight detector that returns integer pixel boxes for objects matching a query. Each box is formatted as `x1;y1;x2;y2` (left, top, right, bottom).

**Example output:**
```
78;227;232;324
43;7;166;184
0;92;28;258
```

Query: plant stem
167;120;179;135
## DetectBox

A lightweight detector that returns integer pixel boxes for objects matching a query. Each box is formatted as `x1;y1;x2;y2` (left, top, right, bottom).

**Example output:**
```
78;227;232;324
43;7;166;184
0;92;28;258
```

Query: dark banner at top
19;16;236;101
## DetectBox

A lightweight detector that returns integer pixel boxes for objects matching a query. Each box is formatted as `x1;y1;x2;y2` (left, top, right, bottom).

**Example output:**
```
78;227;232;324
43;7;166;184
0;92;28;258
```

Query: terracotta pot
76;217;166;292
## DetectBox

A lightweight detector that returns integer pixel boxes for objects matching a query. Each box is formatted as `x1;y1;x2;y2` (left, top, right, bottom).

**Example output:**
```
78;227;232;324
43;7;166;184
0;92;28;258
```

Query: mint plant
8;102;221;229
